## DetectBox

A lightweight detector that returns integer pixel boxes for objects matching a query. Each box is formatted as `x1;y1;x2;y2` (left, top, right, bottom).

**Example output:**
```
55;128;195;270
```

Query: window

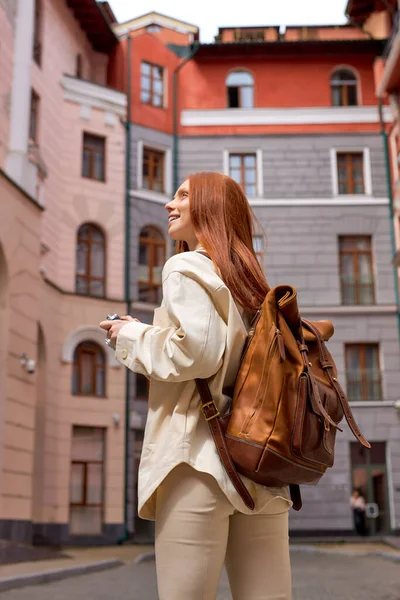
70;426;104;535
141;62;164;107
29;90;40;141
345;344;382;402
76;223;106;297
76;54;83;79
142;147;164;192
337;152;364;194
226;71;254;108
253;235;264;266
138;226;166;303
229;153;257;196
72;342;105;397
339;237;375;305
33;0;42;66
136;374;149;401
331;69;358;106
82;133;106;182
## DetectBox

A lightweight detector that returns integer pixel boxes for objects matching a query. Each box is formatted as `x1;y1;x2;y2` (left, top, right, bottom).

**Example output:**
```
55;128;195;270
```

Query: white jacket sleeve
115;271;226;382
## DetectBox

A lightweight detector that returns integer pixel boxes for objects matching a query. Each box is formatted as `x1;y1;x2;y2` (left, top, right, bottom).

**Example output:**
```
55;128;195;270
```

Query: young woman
100;172;292;600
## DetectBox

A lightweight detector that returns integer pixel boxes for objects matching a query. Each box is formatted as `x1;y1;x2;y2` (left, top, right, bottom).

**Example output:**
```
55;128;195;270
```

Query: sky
108;0;350;43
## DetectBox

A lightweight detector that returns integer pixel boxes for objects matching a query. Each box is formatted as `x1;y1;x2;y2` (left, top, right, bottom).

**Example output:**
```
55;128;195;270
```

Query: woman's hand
99;315;140;349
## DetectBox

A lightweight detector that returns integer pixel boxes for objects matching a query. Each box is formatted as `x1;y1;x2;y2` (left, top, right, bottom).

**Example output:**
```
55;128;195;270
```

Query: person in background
350;488;367;536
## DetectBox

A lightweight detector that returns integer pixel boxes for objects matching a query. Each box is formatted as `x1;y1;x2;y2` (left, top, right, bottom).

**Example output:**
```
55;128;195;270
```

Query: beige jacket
116;250;290;520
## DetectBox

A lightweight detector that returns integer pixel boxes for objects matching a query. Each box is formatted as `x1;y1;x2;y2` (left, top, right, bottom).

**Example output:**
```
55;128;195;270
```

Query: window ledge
130;188;170;204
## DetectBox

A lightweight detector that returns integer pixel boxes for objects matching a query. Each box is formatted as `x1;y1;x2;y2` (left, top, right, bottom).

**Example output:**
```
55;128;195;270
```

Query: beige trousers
155;463;292;600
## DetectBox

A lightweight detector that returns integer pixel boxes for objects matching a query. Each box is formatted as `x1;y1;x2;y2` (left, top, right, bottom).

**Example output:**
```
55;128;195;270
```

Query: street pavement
0;551;400;599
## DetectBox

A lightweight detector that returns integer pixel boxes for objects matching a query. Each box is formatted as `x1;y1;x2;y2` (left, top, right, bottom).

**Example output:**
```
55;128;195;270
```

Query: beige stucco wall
0;0;127;540
0;173;42;523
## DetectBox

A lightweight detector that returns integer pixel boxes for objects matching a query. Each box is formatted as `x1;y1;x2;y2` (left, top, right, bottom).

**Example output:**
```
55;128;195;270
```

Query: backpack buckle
201;400;220;421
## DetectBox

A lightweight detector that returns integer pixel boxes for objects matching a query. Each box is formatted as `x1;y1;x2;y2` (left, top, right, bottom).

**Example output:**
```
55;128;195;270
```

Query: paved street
0;551;399;599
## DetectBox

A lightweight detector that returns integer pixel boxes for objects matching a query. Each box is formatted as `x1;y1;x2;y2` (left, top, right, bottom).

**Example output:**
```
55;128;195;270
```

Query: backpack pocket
239;325;286;438
291;374;343;468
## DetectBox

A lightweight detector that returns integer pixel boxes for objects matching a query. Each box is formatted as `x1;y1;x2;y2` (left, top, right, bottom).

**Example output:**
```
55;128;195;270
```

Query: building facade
0;0;127;544
111;11;400;538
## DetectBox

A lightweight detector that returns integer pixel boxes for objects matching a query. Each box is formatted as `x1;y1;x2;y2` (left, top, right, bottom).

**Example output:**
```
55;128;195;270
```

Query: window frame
345;343;382;402
76;223;106;298
142;147;165;193
330;148;372;197
339;236;375;306
138;226;166;304
82;132;106;182
29;90;40;142
140;61;165;108
226;70;254;108
70;460;104;508
228;152;258;197
72;341;106;398
331;68;359;107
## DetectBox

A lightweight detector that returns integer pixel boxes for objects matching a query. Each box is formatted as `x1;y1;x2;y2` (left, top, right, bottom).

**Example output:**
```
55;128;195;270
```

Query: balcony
346;370;382;402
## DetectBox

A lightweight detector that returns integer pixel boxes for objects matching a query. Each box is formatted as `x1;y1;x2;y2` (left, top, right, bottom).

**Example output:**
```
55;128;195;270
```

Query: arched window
138;226;166;303
226;71;254;108
331;69;358;107
72;342;105;397
76;224;105;297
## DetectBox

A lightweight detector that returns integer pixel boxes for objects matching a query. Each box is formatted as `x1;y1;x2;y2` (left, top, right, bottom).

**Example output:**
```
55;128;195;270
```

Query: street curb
134;552;156;564
0;559;123;593
289;545;400;563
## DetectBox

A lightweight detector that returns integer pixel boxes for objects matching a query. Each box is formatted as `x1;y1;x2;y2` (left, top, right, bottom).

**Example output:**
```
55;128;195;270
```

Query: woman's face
165;180;199;250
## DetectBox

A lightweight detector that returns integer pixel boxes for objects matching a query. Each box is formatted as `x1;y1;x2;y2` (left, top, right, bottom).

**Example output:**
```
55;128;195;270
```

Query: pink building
0;0;127;544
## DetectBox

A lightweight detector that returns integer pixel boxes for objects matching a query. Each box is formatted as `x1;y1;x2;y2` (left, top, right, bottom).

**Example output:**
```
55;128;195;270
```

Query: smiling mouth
168;215;180;223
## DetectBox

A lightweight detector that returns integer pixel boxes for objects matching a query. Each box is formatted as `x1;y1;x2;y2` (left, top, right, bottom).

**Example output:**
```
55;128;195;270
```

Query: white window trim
223;148;263;198
330;147;372;197
62;326;121;368
137;139;172;196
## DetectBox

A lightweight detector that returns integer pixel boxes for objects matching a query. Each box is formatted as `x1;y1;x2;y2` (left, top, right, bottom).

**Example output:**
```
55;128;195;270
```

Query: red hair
175;172;269;312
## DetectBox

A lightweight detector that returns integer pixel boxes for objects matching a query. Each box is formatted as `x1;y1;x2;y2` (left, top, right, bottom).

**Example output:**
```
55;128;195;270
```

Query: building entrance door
350;442;390;535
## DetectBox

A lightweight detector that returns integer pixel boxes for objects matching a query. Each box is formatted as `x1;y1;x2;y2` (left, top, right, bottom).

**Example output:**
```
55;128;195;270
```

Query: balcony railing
383;11;400;58
341;281;375;306
346;370;382;402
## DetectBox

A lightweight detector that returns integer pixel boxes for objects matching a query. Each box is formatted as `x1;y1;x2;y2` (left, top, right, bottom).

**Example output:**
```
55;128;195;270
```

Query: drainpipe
118;33;132;545
173;43;200;193
378;99;400;345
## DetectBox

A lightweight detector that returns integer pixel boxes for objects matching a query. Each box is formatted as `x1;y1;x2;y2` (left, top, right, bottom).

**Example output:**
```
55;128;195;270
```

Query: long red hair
175;171;269;312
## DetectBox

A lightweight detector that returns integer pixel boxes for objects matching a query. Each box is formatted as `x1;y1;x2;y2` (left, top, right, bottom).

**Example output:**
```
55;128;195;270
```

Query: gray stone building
119;15;400;538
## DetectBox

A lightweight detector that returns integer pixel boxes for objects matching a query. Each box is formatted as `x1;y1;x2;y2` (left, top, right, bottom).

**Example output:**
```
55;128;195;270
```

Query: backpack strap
195;379;255;510
302;319;371;449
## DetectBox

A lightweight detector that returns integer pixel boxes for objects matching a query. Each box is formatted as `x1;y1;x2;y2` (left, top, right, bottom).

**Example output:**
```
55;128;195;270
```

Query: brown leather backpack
196;284;371;511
